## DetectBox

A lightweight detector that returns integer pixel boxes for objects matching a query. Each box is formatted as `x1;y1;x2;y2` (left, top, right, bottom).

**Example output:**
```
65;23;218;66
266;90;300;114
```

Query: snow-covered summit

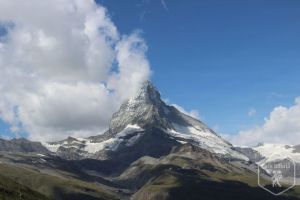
109;81;169;134
108;81;247;160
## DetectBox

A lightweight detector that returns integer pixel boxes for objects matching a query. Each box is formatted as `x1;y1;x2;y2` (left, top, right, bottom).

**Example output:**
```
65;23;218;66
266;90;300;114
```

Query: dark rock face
0;138;50;154
94;128;181;173
56;146;87;160
235;147;265;163
293;144;300;153
63;128;182;176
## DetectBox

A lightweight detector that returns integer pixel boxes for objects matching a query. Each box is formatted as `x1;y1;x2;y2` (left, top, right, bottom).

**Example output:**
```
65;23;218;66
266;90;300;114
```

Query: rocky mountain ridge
41;81;247;162
0;138;50;154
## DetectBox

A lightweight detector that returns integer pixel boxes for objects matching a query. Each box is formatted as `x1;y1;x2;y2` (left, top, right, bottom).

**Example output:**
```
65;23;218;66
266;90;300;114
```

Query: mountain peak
106;81;248;160
132;81;161;106
108;81;214;136
140;81;159;95
42;81;248;161
108;80;169;134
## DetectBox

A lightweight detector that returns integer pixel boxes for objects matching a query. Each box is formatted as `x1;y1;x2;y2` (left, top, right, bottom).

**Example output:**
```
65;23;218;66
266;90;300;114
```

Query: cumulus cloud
0;0;151;141
108;31;151;101
228;97;300;147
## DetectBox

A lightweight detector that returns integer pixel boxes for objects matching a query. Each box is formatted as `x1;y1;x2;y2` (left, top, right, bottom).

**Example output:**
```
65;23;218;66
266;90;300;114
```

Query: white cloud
172;104;201;120
108;31;151;101
228;97;300;147
248;108;256;117
0;0;151;141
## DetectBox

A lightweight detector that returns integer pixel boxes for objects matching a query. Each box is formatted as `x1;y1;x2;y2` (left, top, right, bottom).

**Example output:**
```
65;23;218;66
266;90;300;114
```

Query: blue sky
0;0;299;143
98;0;300;134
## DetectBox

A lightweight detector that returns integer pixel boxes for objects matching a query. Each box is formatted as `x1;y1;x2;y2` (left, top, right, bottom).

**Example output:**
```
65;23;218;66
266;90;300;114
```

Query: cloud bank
0;0;151;141
228;97;300;147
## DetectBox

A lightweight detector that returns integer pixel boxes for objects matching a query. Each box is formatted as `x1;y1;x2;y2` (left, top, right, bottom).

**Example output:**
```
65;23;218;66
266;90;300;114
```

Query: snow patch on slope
43;124;144;154
167;123;248;160
43;142;61;152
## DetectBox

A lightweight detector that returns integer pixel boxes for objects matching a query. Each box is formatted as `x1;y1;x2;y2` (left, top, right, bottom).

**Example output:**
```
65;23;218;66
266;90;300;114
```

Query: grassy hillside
0;173;49;200
0;163;120;200
118;144;300;200
1;145;299;200
132;169;300;200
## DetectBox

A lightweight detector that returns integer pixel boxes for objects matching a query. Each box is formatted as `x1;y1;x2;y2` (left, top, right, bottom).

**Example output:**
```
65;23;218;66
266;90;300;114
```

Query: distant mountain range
0;81;299;200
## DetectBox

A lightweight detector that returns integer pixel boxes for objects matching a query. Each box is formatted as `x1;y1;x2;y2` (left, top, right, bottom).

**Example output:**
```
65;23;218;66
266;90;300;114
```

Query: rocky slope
0;138;50;154
120;144;299;200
